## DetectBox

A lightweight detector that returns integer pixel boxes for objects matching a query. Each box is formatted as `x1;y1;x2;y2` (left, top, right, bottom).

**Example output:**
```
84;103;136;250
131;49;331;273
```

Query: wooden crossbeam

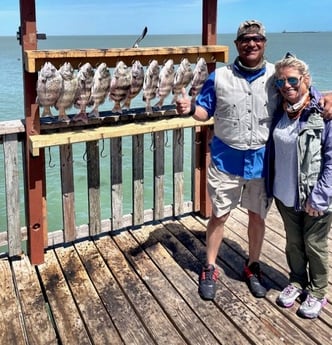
24;45;229;72
29;116;214;156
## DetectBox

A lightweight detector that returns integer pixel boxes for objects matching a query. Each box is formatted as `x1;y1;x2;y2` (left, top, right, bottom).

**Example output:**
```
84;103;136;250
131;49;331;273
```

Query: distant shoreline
282;30;320;33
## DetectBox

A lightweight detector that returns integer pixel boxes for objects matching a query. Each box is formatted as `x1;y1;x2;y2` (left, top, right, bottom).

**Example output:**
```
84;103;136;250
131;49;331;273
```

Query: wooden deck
1;204;331;345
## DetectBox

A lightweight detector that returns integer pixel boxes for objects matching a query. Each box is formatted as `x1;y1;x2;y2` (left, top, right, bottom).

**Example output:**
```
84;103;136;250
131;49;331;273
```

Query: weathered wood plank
132;134;144;225
24;45;229;72
95;235;187;344
60;144;76;242
0;120;25;135
86;140;101;235
168;218;301;345
232;207;332;284
3;133;22;256
111;137;123;229
0;259;26;345
11;255;58;345
37;250;92;345
55;245;122;344
1;213;332;344
129;222;251;345
74;240;153;345
179;214;332;345
154;131;165;220
114;229;219;345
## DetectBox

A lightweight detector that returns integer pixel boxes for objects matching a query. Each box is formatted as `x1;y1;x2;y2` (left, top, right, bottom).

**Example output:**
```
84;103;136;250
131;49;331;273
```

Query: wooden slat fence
0;117;202;258
0;120;26;257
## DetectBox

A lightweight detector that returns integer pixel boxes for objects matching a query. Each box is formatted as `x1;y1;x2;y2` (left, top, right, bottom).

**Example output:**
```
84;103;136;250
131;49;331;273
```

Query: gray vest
213;62;279;150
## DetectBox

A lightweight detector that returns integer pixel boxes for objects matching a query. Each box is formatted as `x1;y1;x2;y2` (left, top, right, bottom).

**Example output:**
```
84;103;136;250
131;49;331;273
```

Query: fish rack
24;45;228;156
19;0;225;264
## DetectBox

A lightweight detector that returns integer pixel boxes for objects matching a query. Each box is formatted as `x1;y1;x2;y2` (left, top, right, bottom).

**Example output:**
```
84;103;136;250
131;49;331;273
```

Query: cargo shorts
207;162;272;219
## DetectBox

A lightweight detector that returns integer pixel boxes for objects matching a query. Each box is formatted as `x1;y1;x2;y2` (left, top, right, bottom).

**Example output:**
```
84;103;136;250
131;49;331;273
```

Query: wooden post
196;0;217;218
19;0;45;264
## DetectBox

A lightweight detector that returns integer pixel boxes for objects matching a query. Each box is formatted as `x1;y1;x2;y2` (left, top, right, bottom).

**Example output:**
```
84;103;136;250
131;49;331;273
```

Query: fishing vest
297;112;332;210
213;62;279;150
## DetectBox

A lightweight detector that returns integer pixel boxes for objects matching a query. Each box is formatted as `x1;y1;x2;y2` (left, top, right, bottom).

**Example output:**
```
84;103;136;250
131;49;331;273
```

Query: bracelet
188;103;196;116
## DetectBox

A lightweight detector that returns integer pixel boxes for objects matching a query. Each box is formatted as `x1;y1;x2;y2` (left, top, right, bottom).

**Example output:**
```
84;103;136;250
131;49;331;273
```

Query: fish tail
154;99;163;109
111;102;123;114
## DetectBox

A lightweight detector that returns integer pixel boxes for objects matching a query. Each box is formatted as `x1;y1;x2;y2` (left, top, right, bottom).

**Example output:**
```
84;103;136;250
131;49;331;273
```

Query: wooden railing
0;120;26;257
0;114;215;258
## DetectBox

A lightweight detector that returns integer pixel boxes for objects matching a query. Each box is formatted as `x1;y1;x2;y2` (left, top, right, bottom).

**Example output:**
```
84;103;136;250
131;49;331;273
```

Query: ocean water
1;32;332;231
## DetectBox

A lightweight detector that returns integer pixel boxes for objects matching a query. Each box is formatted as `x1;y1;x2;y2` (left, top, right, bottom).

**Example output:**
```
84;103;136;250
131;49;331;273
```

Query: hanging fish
36;61;62;117
55;62;77;123
122;60;144;110
154;59;175;109
109;61;132;113
188;57;208;102
172;58;193;103
142;59;160;113
88;62;111;118
73;62;94;123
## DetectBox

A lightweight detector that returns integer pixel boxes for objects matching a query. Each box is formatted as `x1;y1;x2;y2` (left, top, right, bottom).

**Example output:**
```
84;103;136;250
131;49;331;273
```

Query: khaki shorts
207;162;272;219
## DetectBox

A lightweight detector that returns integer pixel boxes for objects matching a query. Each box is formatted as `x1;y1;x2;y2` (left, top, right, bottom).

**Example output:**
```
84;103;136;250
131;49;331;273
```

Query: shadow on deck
1;204;331;345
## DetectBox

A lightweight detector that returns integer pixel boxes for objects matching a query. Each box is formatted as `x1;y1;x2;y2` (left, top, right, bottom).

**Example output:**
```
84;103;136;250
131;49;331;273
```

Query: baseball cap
236;20;266;39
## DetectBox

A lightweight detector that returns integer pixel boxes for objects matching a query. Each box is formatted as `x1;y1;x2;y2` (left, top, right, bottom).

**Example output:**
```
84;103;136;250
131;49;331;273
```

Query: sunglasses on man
237;35;266;44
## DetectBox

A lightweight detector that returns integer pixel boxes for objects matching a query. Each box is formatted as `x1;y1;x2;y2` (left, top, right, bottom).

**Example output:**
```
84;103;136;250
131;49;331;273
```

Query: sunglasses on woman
275;76;301;88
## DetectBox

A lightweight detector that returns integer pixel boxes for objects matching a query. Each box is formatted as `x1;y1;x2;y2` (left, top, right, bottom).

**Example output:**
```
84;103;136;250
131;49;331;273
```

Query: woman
266;54;332;319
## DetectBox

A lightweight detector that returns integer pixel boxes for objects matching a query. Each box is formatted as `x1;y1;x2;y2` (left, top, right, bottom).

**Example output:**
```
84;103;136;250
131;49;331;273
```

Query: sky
1;0;332;37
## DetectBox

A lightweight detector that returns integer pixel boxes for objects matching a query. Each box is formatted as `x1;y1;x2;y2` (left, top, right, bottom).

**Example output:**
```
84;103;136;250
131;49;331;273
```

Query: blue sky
1;0;332;36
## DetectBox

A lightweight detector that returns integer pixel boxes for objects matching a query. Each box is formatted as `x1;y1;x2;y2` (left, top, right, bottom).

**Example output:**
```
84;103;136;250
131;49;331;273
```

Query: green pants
275;198;332;299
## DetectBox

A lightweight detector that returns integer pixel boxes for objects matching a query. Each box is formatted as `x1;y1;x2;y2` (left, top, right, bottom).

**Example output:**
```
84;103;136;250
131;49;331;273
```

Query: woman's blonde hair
275;54;311;84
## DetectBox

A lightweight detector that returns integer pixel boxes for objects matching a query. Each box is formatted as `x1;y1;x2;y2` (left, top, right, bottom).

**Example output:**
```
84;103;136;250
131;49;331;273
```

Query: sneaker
198;264;219;300
277;284;303;308
297;294;327;319
243;261;266;298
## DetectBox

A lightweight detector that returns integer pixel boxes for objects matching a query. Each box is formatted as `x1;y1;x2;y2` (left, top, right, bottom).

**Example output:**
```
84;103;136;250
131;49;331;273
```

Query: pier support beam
19;0;45;264
195;0;218;218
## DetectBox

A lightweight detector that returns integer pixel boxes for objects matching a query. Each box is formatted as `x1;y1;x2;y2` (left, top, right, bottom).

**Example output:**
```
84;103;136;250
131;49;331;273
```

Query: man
176;20;279;299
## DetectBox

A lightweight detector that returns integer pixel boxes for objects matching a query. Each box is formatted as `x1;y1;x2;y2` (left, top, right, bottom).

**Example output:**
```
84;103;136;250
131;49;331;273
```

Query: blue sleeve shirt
196;68;266;179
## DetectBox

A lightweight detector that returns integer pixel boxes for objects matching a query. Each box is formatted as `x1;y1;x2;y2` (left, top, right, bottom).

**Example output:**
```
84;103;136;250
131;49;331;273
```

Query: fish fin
171;94;178;104
122;99;131;110
58;114;70;123
72;112;88;124
154;99;163;109
88;108;100;118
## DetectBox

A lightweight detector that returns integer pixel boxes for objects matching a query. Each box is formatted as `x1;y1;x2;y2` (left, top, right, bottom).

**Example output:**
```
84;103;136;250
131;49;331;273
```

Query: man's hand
176;88;192;115
319;92;332;119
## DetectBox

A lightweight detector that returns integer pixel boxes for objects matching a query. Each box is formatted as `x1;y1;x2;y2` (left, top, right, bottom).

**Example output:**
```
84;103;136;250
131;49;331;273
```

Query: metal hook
100;138;107;158
164;131;170;148
66;147;72;162
150;132;156;151
83;149;88;161
177;130;184;146
48;147;56;168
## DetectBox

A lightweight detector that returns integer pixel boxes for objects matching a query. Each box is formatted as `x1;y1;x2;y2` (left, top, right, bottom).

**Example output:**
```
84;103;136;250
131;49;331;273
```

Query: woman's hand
305;200;324;217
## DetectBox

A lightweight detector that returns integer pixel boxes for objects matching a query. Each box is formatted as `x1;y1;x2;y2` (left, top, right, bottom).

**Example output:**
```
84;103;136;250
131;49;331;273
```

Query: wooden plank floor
1;203;331;345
